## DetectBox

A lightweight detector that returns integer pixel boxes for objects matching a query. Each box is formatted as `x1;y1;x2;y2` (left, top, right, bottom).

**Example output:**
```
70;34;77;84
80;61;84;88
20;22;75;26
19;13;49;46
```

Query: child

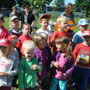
18;40;42;90
72;18;88;50
16;23;32;57
0;39;19;90
9;16;22;38
50;16;70;54
33;34;51;90
35;14;52;44
50;37;74;90
9;6;19;18
73;30;90;90
0;14;9;39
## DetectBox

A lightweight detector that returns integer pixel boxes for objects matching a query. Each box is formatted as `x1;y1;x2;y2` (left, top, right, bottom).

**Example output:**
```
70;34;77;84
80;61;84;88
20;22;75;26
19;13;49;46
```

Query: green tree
74;0;90;17
23;0;52;12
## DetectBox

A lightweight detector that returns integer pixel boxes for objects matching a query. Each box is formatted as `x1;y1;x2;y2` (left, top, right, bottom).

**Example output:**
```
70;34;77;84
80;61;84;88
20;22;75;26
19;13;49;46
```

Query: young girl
50;37;74;90
0;39;19;90
18;40;42;90
33;34;51;90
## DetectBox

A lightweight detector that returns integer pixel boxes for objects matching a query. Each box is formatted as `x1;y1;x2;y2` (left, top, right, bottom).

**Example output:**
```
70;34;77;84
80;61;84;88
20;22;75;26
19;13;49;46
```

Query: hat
0;39;10;47
40;14;50;20
78;19;88;25
82;30;90;37
10;16;18;22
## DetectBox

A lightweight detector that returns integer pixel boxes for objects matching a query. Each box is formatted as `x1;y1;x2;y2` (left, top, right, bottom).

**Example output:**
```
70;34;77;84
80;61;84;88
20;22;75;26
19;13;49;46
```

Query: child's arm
65;58;75;77
32;58;42;72
7;55;19;77
18;60;25;90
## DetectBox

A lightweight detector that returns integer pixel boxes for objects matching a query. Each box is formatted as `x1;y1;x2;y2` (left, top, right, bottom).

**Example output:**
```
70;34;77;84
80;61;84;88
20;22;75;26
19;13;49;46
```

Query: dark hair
55;37;73;60
24;5;30;9
65;3;73;15
0;14;4;22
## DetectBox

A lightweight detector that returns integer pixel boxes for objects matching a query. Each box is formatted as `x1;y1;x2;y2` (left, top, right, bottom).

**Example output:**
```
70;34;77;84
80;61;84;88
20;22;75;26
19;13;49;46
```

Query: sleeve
72;34;79;44
34;58;42;72
18;60;25;89
16;40;22;50
73;45;79;64
7;51;19;76
65;58;75;77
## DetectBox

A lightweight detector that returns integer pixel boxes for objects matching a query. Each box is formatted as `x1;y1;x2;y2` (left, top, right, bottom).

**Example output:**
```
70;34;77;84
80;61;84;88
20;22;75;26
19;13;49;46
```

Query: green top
18;57;42;89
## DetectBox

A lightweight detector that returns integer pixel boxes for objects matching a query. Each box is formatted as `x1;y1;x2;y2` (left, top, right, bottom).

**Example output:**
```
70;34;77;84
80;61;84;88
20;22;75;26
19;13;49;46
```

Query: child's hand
62;73;67;80
54;62;59;68
0;72;8;76
32;64;39;70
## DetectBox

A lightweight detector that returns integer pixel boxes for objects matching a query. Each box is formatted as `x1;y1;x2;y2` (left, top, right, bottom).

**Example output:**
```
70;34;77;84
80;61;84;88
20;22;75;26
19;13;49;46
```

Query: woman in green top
18;40;42;90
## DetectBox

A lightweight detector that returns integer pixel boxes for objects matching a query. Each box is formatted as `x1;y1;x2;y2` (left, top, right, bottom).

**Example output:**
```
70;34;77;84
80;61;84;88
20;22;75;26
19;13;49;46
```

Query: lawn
3;16;90;32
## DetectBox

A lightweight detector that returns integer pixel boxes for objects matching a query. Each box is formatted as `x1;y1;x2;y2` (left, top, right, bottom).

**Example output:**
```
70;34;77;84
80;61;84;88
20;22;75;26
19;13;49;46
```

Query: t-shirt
72;31;83;44
73;43;90;69
35;28;52;38
51;30;70;42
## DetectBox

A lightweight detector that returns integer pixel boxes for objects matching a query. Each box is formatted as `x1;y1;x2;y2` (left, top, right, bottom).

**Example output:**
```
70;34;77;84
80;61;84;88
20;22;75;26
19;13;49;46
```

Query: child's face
11;19;19;29
56;44;63;51
22;25;30;35
23;49;34;59
79;25;88;32
0;19;4;27
59;19;68;31
38;40;46;50
83;36;90;45
0;46;8;55
40;19;49;29
25;8;29;13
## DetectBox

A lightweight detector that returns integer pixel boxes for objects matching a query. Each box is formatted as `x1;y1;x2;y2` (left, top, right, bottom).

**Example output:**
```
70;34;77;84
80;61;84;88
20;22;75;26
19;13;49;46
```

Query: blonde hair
33;34;46;47
55;37;73;60
57;16;67;23
22;23;31;29
22;40;35;53
0;42;13;58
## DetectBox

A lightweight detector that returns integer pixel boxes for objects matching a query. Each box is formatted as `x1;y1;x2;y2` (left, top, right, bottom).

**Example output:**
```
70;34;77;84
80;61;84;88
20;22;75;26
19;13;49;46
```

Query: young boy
35;14;52;44
9;16;22;38
0;14;9;39
72;18;88;50
73;30;90;90
16;24;32;57
50;16;70;53
18;40;42;90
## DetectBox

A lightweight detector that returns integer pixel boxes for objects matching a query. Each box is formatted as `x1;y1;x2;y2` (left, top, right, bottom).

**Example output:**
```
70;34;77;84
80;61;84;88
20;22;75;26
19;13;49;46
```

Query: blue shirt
72;31;84;44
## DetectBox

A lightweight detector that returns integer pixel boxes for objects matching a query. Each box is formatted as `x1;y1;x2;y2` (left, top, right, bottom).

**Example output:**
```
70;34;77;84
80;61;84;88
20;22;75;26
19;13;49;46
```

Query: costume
16;35;32;57
73;43;90;90
0;25;9;39
50;51;74;90
72;31;83;45
18;57;42;89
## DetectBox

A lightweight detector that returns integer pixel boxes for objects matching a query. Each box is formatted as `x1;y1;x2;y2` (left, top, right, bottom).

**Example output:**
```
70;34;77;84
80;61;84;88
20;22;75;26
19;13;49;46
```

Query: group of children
0;8;90;90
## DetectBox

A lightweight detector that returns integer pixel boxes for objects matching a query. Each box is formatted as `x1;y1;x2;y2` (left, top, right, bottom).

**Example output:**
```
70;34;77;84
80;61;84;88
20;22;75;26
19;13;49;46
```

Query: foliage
0;0;15;9
23;0;52;12
74;0;90;17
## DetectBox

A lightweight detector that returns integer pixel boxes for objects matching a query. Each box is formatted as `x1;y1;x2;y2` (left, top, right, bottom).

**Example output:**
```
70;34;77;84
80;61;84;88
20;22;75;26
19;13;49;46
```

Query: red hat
40;14;50;20
82;30;90;37
0;39;10;47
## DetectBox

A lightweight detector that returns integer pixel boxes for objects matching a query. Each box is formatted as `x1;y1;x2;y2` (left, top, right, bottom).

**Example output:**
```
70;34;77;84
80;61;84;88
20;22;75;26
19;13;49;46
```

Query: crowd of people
0;3;90;90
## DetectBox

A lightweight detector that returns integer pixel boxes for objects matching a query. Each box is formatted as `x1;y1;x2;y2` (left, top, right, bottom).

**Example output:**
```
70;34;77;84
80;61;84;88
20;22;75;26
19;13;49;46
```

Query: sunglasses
81;25;88;27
